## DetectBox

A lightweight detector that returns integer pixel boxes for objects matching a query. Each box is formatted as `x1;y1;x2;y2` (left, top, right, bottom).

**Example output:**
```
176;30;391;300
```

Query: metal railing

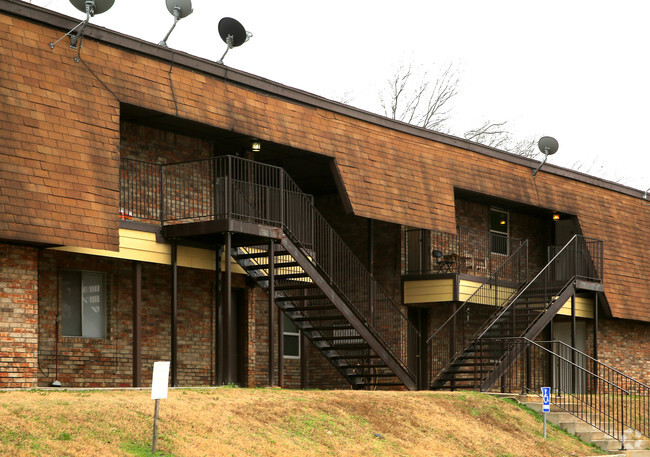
120;156;419;380
119;158;162;223
548;236;603;283
476;235;603;389
404;227;526;277
427;240;529;385
494;338;649;447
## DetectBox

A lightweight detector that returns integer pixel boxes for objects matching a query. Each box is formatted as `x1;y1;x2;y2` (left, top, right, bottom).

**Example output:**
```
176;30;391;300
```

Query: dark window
490;209;509;255
61;270;106;338
283;313;300;358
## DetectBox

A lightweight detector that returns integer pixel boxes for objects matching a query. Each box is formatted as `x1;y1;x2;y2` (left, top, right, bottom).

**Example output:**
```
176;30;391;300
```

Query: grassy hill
0;387;604;456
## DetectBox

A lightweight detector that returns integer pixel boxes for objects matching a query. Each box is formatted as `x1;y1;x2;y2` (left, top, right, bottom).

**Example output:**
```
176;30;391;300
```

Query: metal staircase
121;155;419;390
431;235;602;391
232;236;416;389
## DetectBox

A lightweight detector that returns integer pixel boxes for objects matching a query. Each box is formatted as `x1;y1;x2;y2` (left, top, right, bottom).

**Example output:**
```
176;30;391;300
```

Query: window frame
282;312;301;359
60;269;107;339
489;208;510;256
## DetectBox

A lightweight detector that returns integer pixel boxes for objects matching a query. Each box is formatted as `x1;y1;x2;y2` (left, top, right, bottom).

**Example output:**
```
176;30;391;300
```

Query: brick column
0;244;39;388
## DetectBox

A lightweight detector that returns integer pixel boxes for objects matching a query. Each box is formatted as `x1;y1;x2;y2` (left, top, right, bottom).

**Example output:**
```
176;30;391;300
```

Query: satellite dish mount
159;0;193;47
217;17;252;65
48;0;115;56
532;136;559;177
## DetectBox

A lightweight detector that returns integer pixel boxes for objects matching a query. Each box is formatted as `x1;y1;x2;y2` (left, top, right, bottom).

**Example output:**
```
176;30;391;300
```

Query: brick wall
35;249;349;389
455;197;552;277
120;121;214;164
0;244;39;388
596;317;650;385
38;250;218;387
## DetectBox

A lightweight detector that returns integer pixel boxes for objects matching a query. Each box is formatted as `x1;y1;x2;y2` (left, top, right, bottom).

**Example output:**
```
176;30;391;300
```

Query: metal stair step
285;305;337;312
304;325;354;332
293;315;344;322
246;261;300;270
275;283;320;291
276;294;328;302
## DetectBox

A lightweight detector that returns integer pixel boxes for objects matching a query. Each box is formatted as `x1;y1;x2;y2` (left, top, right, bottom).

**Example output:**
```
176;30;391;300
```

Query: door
552;321;587;394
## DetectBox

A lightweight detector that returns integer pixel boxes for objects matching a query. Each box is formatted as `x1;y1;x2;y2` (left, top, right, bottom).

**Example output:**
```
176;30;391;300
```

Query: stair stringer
232;236;417;390
279;234;417;390
232;246;367;387
480;281;577;391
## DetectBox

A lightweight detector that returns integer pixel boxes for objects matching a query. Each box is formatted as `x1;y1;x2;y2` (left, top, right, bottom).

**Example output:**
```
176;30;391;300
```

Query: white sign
151;361;170;400
541;386;551;413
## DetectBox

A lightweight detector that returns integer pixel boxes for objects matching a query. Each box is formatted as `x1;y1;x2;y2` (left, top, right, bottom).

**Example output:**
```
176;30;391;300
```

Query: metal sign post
151;361;171;454
541;386;551;439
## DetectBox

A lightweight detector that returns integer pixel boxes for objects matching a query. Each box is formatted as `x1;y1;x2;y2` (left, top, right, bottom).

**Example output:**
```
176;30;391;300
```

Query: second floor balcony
404;227;528;279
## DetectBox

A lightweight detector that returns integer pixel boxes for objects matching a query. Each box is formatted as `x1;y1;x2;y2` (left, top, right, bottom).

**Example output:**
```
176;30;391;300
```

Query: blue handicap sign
541;387;551;412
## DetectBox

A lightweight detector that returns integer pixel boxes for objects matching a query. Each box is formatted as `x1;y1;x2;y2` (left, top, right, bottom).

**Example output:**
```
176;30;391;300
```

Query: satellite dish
538;136;559;156
217;17;252;64
166;0;193;18
159;0;194;47
49;0;115;53
69;0;115;16
532;136;559;177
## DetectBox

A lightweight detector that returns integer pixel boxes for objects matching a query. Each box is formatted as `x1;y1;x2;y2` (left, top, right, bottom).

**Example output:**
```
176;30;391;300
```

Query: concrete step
593;439;650;452
522;400;650;454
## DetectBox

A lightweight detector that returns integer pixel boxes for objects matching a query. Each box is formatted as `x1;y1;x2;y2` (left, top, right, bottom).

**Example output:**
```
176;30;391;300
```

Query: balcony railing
404;227;526;277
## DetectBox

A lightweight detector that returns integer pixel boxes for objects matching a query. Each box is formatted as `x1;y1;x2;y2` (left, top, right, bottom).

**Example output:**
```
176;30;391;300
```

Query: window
61;270;106;338
283;313;300;359
490;209;509;255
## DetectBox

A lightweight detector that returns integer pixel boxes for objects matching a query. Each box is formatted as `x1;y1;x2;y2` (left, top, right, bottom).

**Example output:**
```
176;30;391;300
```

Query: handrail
538;340;650;390
430;234;604;390
474;234;587;343
494;337;649;447
426;240;529;345
427;240;528;385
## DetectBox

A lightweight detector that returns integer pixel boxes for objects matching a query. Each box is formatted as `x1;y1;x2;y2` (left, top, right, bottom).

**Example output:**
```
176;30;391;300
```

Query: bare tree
379;64;458;132
463;120;537;157
379;63;538;157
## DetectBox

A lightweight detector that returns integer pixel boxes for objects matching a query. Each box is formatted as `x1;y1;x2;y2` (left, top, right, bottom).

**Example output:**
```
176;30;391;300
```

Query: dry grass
0;387;604;457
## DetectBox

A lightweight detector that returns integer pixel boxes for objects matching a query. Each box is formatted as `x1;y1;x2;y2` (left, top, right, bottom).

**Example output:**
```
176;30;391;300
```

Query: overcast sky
31;0;649;193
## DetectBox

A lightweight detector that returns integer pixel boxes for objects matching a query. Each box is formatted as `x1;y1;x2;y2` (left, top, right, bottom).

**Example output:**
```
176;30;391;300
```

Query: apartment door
552;321;587;394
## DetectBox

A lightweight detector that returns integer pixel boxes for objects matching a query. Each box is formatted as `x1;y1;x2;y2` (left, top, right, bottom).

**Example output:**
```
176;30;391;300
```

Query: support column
571;293;576;393
368;219;374;325
593;292;599;393
215;243;224;385
278;309;284;387
300;331;309;389
268;240;275;386
224;232;234;384
171;239;178;387
132;261;142;387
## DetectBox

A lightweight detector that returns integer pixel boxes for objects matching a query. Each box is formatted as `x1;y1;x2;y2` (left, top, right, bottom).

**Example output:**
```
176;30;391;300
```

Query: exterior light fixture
532;136;559;177
552;212;560;221
251;140;261;152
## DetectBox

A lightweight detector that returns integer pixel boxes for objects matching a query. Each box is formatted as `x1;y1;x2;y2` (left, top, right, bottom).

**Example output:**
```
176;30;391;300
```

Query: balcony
403;227;528;306
404;227;527;277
